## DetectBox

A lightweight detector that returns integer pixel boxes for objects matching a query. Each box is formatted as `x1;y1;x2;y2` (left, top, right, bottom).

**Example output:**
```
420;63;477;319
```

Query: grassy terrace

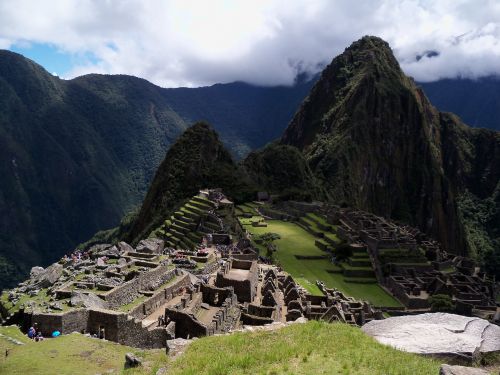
1;288;71;314
242;218;400;307
169;321;440;375
0;326;165;375
0;322;442;374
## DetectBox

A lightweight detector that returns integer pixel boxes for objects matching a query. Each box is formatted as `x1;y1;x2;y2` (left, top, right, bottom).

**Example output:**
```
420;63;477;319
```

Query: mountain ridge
256;36;498;269
0;50;312;288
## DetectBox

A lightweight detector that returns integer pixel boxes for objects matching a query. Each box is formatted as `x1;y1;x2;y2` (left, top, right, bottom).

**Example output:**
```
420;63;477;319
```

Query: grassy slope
0;326;166;375
169;321;441;375
1;322;441;375
244;219;400;306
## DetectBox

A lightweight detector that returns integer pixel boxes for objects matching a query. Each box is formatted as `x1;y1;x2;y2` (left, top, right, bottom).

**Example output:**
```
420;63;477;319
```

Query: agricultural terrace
238;208;400;307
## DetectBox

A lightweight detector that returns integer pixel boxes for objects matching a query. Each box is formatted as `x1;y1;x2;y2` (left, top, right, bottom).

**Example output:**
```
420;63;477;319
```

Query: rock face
70;291;108;309
362;313;500;358
279;36;500;257
30;263;63;289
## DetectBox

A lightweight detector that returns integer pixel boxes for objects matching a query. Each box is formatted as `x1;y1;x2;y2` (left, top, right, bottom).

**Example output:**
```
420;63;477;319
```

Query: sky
1;0;500;87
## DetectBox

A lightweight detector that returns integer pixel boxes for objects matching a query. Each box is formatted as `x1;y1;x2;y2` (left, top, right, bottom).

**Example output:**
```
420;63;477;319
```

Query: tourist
35;331;44;342
27;326;36;340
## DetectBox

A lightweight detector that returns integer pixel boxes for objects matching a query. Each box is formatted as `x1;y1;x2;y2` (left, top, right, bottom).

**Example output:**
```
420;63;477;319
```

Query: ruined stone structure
329;207;497;317
215;259;258;303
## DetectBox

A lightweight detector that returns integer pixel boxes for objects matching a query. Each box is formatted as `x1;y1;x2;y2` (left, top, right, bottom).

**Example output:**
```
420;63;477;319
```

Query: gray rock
439;364;490;375
117;258;127;266
362;313;500;357
30;266;45;277
88;243;112;255
101;245;120;258
70;291;108;309
117;241;134;254
136;239;164;254
29;263;63;289
96;257;106;267
50;302;63;311
125;352;142;367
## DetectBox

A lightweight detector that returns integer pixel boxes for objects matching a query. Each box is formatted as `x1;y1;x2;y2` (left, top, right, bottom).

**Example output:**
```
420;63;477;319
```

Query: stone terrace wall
31;309;89;336
30;308;167;348
102;265;176;308
216;259;258;302
164;308;208;339
129;272;191;320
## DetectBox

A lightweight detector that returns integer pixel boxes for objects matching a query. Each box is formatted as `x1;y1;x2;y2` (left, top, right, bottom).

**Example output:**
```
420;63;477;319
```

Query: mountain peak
126;121;244;242
281;36;413;149
279;36;488;254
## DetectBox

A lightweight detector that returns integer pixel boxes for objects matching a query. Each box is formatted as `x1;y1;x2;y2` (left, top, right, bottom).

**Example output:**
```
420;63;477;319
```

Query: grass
0;321;444;375
0;326;167;375
244;220;401;306
118;295;149;313
0;288;66;315
168;320;441;375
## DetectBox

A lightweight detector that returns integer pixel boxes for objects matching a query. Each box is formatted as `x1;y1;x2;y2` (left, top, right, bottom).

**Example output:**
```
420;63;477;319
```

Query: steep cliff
281;36;499;258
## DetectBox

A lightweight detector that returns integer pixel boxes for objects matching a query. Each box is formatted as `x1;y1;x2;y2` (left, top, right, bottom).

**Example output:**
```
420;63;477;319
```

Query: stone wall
102;265;176;308
164;308;208;338
129;272;191;320
30;307;169;348
216;259;258;302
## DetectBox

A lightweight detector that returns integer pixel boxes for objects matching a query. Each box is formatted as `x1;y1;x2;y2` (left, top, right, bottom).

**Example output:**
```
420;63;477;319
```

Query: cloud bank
1;0;499;87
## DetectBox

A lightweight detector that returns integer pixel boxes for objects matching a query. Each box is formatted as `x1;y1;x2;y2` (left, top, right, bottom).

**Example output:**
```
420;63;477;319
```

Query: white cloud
0;0;499;86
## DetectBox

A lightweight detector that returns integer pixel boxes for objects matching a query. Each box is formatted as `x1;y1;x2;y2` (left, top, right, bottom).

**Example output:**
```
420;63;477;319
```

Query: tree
257;232;281;260
428;294;455;312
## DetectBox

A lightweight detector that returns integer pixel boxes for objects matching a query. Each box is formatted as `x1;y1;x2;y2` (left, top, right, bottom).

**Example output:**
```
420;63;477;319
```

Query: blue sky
9;42;99;78
1;1;499;87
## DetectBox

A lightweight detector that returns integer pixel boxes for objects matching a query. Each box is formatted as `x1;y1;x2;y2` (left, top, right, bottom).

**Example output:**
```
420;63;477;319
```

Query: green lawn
168;320;441;375
0;326;167;375
1;322;443;375
244;220;401;307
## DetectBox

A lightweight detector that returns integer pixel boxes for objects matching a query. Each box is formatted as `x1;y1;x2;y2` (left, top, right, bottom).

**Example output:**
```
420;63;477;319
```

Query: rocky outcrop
70;291;109;310
29;263;63;290
362;313;500;360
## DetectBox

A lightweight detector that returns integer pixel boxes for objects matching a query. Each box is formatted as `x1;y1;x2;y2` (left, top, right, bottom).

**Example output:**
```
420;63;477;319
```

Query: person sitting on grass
27;326;36;340
35;332;44;342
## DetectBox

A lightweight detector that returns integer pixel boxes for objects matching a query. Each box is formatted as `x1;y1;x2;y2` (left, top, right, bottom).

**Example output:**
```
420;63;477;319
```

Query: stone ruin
328;207;497;319
3;190;422;349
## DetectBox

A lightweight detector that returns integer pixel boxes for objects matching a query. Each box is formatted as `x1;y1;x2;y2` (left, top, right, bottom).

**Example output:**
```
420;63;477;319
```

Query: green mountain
0;50;313;288
126;122;254;242
253;36;498;271
420;77;500;131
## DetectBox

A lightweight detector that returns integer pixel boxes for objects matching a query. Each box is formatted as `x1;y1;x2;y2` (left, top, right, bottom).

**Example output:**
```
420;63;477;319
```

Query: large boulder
362;313;500;359
30;266;45;277
29;263;63;289
136;239;164;254
99;245;121;258
117;241;134;254
70;291;108;309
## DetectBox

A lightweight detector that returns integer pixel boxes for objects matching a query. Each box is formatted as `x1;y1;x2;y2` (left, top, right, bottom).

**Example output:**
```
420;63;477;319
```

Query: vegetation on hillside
0;50;313;289
275;36;499;265
126;122;256;243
